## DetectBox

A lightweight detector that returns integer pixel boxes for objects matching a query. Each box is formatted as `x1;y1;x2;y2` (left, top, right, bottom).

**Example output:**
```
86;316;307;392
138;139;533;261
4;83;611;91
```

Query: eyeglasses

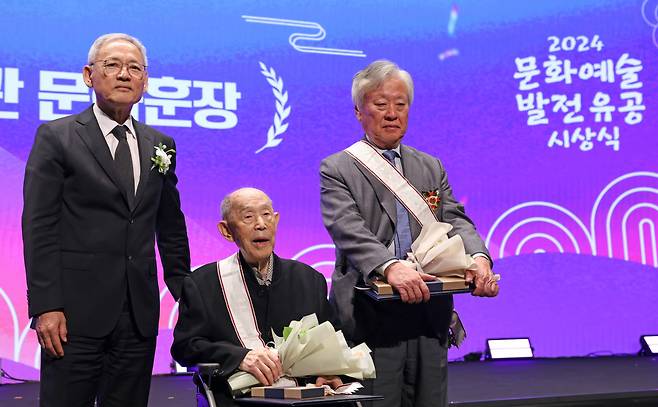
90;59;147;79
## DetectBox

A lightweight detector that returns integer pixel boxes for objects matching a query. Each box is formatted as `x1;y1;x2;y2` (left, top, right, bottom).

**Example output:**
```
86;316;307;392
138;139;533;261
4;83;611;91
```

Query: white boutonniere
151;143;175;174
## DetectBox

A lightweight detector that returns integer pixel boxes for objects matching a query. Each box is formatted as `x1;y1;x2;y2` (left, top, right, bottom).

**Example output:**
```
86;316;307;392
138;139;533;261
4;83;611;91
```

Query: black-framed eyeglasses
90;59;147;79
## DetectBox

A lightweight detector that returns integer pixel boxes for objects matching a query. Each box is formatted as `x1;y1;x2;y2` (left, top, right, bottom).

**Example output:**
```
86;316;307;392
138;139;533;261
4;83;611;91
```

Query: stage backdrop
0;0;656;375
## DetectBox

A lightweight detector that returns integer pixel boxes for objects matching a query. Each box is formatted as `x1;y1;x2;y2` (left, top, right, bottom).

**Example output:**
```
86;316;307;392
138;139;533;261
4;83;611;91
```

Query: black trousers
39;308;156;407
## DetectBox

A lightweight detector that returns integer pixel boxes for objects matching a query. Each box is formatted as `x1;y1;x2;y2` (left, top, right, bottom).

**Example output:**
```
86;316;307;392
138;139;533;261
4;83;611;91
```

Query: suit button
129;218;135;224
128;255;133;261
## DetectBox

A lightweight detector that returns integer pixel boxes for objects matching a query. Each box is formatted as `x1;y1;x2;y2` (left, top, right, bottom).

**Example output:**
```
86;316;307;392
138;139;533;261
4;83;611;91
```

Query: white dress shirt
93;104;141;194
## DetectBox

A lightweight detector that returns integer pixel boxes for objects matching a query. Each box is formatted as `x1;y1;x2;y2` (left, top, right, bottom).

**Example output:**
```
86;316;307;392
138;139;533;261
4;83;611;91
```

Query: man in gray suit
320;60;498;407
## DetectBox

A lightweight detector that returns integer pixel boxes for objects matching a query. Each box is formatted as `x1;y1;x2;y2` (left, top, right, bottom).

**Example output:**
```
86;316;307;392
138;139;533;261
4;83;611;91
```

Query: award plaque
362;277;473;301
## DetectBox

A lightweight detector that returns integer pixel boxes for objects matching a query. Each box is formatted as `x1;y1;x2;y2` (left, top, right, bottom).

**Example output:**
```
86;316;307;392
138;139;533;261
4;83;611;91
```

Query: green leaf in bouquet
283;326;292;340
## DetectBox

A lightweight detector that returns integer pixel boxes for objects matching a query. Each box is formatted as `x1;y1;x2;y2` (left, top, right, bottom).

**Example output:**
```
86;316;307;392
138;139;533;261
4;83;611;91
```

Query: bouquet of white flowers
228;314;376;393
404;221;478;277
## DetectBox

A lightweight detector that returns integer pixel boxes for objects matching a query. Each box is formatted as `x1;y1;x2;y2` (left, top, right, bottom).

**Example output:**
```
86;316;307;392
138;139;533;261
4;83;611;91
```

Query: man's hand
384;261;436;303
35;311;67;358
464;257;499;297
239;348;283;386
315;375;343;389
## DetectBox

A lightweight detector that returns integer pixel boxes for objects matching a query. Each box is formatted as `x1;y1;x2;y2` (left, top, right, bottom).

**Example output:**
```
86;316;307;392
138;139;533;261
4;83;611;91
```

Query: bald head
218;188;280;266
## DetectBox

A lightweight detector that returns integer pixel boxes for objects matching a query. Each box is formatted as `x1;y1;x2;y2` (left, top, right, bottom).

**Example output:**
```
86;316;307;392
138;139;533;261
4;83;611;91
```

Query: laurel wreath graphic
256;62;291;153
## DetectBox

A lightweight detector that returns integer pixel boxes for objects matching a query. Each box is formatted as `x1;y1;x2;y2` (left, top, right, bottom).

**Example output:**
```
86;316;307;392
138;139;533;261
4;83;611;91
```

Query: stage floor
1;356;656;406
447;355;658;406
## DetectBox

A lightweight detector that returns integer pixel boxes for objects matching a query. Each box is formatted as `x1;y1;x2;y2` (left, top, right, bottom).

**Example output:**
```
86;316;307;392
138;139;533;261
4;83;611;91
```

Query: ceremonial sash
345;140;437;227
346;140;471;346
216;253;266;349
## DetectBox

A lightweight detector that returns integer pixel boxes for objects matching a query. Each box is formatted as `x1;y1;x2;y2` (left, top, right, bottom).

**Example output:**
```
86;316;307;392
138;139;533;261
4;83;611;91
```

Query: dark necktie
111;125;135;206
383;150;413;259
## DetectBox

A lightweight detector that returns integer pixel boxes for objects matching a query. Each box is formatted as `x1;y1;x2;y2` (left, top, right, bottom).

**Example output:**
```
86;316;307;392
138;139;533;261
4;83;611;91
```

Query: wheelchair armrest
193;363;224;407
196;363;223;378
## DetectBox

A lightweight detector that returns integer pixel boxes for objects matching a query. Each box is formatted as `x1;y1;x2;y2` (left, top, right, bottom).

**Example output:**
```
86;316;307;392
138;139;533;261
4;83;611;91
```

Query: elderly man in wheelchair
171;188;345;406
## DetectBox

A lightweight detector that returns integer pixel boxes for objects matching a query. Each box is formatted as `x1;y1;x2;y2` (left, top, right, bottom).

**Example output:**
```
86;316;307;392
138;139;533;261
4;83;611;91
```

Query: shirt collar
250;253;274;286
365;134;401;156
93;103;137;139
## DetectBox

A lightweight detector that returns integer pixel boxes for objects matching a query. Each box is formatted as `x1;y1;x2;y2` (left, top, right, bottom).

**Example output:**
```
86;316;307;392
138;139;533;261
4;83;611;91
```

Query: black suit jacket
171;254;334;376
22;105;190;338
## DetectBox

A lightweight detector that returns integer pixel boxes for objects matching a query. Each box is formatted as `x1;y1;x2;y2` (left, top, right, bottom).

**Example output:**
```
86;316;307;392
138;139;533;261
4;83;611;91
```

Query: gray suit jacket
320;140;489;345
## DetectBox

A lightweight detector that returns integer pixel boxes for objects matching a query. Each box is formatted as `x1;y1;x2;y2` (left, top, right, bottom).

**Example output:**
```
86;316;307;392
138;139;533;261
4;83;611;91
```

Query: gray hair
351;59;414;109
220;188;273;221
220;194;233;221
87;33;148;66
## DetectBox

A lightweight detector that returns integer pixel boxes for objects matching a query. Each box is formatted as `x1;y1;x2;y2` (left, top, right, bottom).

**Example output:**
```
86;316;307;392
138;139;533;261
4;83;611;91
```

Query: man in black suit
22;33;190;407
172;188;341;406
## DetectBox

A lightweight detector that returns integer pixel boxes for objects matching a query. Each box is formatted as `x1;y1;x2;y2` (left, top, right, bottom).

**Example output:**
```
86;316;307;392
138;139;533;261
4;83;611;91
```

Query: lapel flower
422;189;441;211
151;142;175;174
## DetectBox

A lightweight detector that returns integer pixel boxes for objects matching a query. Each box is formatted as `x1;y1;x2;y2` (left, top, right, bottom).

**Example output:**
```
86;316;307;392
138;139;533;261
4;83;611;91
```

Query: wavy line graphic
242;15;366;57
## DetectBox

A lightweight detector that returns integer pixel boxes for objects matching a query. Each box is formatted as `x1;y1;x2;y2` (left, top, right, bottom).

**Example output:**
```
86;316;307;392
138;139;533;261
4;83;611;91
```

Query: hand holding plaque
371;221;500;298
465;256;499;297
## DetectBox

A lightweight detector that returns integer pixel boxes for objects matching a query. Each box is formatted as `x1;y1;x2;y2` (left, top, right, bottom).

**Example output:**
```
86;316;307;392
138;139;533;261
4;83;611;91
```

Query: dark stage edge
448;356;658;407
0;356;656;406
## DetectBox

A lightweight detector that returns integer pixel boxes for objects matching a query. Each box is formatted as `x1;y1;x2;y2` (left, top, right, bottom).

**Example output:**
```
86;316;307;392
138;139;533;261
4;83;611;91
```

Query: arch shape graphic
34;346;40;369
292;244;336;260
515;233;565;255
499;217;581;259
310;260;336;269
486;201;594;257
0;288;19;361
16;321;32;364
590;171;658;254
159;263;205;306
641;0;658;48
159;287;169;302
168;302;180;330
603;187;658;258
620;203;658;265
639;219;658;267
